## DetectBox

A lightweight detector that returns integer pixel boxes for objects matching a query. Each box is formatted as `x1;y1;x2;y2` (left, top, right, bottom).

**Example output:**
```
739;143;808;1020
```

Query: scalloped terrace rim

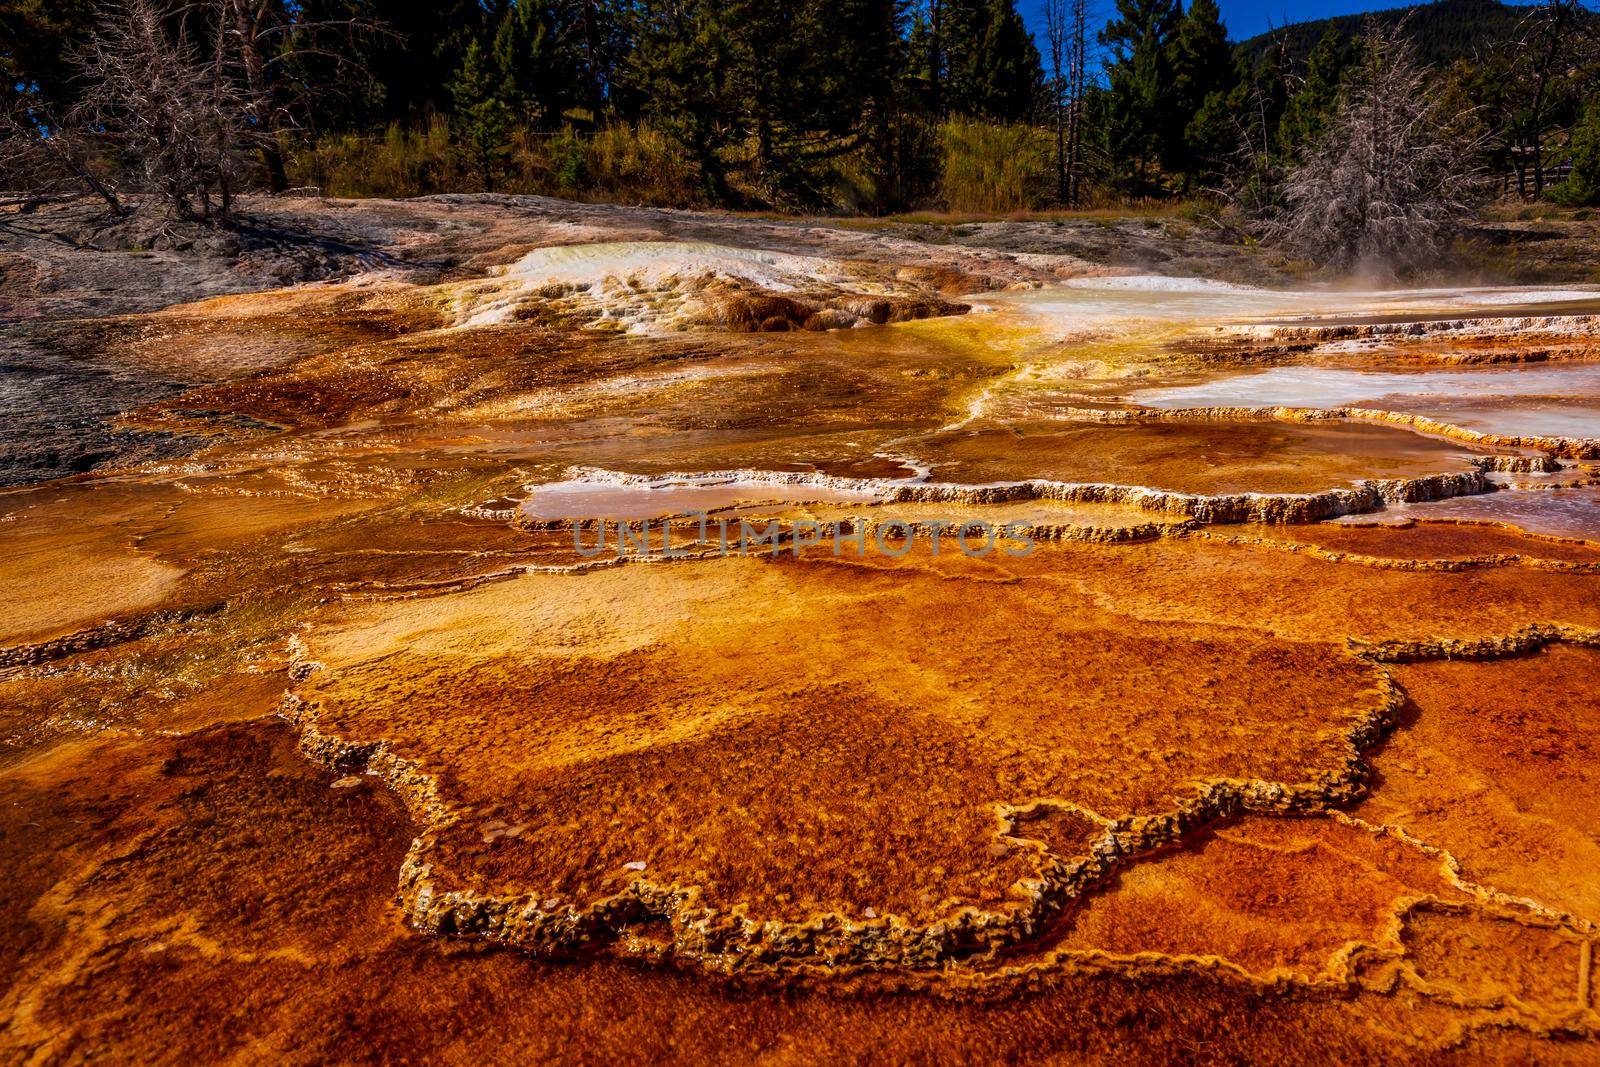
279;608;1600;982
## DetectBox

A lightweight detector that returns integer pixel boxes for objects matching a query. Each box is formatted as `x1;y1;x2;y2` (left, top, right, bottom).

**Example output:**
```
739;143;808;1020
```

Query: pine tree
977;0;1041;121
1554;99;1600;206
1183;58;1246;187
941;0;987;117
940;0;1040;121
491;1;570;128
1278;26;1350;158
344;0;493;123
628;0;738;201
904;7;936;110
630;0;905;207
869;0;940;210
1165;0;1230;181
449;39;513;189
1101;0;1180;191
0;0;97;105
1195;40;1290;213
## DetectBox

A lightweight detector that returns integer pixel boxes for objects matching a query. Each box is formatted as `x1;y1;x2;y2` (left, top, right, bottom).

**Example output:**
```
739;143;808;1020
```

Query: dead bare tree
3;0;381;215
1066;0;1090;207
1263;19;1484;277
1043;0;1092;207
74;0;257;221
222;0;292;192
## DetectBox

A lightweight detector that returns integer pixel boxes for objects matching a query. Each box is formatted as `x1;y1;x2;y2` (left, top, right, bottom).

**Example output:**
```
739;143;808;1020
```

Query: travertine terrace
3;195;1600;1063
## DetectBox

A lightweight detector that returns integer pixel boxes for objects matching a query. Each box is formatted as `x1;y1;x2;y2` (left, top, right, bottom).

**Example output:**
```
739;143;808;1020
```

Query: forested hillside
1237;0;1547;66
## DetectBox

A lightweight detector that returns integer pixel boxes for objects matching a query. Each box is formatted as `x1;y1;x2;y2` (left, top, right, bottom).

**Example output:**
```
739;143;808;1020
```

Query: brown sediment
1351;640;1600;925
254;611;1600;1057
1033;814;1473;980
4;725;1587;1066
1199;518;1600;567
278;546;1395;967
1394;905;1596;1019
685;290;971;332
0;489;196;647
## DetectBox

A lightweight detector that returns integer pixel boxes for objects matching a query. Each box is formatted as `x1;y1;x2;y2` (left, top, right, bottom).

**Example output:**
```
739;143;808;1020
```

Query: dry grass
936;119;1054;214
286;117;1211;218
576;125;701;207
825;201;1211;228
287;121;708;206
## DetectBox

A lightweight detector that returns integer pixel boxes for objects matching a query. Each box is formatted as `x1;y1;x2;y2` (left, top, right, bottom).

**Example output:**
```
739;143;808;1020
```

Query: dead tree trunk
227;0;289;192
1066;0;1089;207
1044;0;1068;204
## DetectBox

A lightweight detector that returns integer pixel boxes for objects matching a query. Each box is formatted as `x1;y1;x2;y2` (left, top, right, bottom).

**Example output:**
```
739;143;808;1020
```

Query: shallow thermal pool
993;277;1600;329
1126;365;1600;439
974;279;1600;439
520;474;885;520
1332;486;1600;540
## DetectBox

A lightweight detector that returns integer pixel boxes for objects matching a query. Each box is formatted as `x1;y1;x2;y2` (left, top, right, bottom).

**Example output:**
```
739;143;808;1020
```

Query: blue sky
1183;0;1421;40
1020;0;1540;47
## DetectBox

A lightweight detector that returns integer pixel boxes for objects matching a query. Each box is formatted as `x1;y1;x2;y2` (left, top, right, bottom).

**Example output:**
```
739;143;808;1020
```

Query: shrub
289;121;455;198
549;126;587;193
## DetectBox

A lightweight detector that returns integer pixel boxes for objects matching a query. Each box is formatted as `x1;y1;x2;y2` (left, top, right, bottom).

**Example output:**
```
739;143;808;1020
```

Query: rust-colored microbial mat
4;198;1600;1063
